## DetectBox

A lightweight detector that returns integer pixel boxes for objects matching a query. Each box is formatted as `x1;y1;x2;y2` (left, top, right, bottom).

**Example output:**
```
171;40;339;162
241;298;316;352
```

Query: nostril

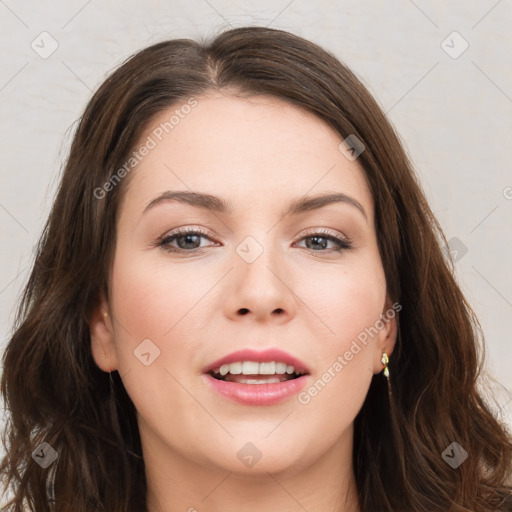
239;308;249;315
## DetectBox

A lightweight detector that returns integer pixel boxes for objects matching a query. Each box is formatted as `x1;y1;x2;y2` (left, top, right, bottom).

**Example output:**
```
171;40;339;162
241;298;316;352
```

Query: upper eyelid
161;226;215;240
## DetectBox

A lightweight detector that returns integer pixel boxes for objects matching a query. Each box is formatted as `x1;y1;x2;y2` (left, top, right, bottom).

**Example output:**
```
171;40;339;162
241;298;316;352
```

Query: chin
196;433;315;476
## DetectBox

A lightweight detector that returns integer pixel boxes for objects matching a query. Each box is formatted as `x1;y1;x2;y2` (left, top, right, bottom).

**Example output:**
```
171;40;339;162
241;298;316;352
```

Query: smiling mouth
208;361;307;384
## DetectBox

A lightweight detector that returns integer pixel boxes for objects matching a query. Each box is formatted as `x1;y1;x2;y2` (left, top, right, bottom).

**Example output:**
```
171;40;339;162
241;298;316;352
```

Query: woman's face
90;92;396;477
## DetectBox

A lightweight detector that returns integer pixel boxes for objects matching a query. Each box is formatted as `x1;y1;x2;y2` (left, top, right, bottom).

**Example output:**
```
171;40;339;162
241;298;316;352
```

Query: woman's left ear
87;292;119;373
373;296;399;373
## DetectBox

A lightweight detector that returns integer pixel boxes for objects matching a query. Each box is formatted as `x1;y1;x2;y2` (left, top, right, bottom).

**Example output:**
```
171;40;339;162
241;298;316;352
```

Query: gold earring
381;352;389;378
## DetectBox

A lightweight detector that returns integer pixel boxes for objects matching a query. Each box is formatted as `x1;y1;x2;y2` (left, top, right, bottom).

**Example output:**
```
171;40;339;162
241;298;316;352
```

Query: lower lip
203;373;310;406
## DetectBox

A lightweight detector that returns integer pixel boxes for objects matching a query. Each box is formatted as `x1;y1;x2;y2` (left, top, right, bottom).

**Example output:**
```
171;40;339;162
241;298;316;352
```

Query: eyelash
155;227;353;254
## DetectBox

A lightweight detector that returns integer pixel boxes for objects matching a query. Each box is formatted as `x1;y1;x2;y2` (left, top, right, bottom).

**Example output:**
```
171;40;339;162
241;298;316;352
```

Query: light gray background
1;0;511;443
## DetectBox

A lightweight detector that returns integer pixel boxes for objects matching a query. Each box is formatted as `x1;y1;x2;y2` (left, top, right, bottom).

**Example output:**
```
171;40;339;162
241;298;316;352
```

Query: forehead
120;93;374;222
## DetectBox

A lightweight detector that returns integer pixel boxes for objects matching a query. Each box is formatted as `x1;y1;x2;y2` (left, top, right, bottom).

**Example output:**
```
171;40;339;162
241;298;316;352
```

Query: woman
1;26;511;512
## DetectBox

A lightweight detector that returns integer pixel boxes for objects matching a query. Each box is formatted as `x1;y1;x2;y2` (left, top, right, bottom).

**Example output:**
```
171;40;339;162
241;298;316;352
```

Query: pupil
178;234;200;249
306;236;327;250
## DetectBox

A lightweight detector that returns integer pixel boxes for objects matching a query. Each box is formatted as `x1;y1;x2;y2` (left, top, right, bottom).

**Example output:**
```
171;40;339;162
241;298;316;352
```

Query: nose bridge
235;229;283;290
224;228;296;322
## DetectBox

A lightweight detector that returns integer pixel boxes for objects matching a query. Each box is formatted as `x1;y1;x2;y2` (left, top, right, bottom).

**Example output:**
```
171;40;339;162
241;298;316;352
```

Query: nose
222;243;297;324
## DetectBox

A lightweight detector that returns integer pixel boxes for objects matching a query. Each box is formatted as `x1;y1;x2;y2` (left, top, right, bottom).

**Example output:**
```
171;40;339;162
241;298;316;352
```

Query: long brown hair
1;26;511;512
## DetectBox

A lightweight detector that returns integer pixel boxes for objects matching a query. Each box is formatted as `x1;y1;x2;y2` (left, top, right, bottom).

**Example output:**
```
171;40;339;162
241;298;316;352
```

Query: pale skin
89;92;397;512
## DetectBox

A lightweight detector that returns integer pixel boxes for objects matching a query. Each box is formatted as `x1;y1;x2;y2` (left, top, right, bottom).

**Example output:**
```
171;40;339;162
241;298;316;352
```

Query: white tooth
259;361;276;375
286;365;295;374
219;364;230;376
242;361;259;375
275;362;287;374
229;362;242;375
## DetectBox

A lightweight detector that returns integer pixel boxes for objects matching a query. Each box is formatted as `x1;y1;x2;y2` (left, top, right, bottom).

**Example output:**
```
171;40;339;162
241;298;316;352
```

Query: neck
143;423;361;512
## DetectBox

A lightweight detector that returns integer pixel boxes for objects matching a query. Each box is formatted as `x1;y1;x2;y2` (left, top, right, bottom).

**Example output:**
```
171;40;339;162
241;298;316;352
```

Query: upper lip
203;348;310;374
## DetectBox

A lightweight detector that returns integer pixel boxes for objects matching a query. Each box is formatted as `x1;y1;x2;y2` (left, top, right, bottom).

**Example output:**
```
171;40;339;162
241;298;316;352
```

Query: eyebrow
143;190;367;221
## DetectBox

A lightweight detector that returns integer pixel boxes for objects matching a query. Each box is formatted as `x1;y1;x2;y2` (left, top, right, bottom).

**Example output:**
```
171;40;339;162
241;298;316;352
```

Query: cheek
110;255;181;336
107;246;186;389
291;254;386;426
295;251;387;349
107;251;211;441
109;252;204;363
